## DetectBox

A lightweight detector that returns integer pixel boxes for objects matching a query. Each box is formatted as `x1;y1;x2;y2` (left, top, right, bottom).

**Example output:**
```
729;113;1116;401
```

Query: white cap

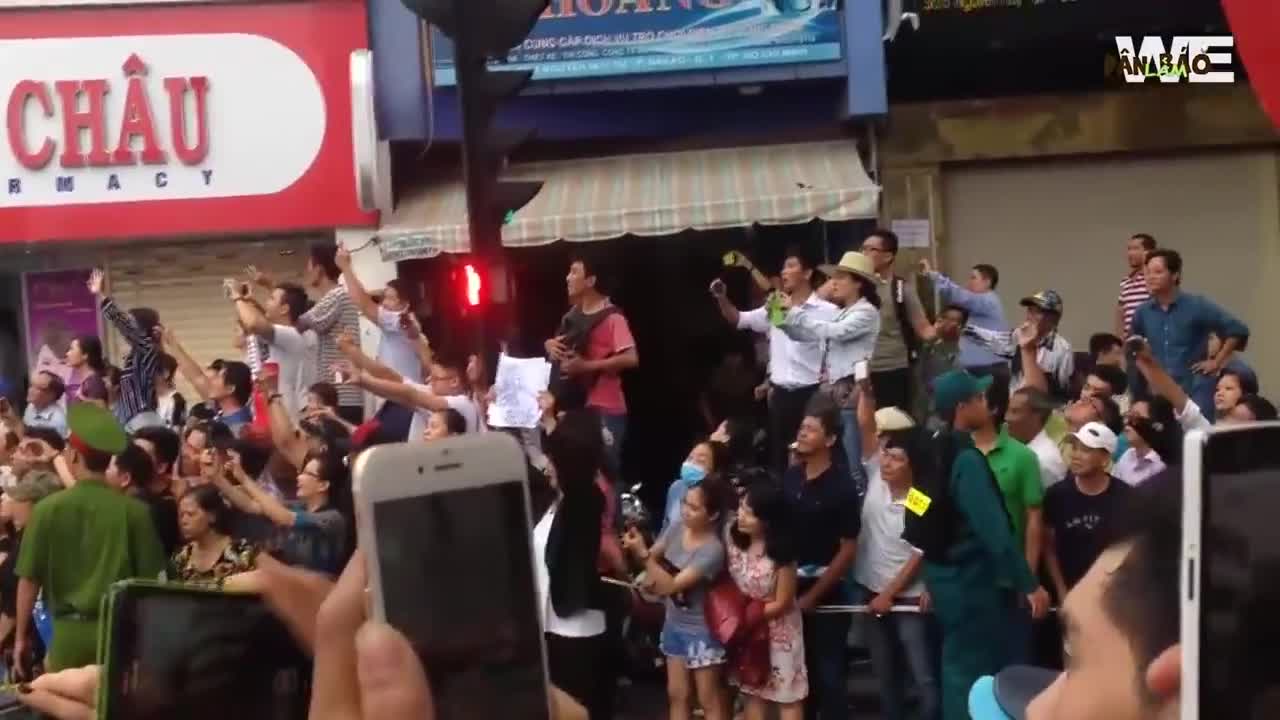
875;407;916;432
1070;421;1117;455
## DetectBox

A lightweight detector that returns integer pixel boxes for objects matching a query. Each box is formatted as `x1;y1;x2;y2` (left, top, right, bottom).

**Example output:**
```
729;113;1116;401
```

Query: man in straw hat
778;250;882;490
13;403;165;674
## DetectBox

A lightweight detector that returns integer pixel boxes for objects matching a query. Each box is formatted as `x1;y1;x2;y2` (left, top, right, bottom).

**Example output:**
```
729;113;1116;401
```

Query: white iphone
353;434;550;719
1181;422;1280;720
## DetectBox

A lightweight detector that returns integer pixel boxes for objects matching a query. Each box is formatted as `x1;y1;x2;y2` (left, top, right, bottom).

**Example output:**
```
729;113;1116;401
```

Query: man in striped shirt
1116;233;1155;337
295;245;365;424
88;269;163;431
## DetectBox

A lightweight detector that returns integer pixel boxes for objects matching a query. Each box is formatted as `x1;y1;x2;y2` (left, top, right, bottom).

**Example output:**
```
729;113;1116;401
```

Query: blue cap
969;666;1059;720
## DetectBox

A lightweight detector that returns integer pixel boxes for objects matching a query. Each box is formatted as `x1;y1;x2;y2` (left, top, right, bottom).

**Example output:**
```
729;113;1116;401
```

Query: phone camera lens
417;466;423;475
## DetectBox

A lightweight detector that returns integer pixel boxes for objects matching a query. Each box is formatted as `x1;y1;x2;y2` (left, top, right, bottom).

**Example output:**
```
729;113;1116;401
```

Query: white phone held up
353;434;551;719
1181;422;1280;720
854;360;869;383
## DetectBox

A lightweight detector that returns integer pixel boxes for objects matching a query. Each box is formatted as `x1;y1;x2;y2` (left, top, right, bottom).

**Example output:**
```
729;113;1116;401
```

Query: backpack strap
894;276;920;363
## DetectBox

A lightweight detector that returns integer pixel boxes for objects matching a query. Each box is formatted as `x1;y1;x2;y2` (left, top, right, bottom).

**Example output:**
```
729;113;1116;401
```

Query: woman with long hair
64;336;107;406
779;251;882;492
726;474;807;719
213;448;352;576
623;473;734;720
535;410;616;718
168;485;257;587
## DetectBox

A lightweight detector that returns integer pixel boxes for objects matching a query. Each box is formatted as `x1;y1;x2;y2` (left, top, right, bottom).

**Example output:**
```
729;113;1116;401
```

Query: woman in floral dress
726;476;807;719
169;485;257;587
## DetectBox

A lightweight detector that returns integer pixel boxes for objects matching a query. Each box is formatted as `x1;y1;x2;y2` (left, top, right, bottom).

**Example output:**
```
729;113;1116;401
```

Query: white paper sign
487;353;552;429
891;218;931;248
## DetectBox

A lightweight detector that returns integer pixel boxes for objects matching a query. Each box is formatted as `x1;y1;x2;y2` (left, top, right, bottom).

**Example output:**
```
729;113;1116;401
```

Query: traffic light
402;0;547;260
463;263;482;307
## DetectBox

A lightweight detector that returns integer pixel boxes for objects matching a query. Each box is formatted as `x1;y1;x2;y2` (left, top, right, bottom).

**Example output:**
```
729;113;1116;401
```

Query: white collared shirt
1028;429;1067;488
1113;446;1166;486
780;297;881;382
737;293;838;389
532;505;606;638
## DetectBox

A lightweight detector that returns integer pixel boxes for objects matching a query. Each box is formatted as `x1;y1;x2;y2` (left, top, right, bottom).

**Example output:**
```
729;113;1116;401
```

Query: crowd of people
0;229;1257;720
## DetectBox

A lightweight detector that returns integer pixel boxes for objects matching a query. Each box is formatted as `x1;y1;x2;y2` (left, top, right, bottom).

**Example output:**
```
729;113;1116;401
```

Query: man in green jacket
14;403;166;673
924;371;1050;720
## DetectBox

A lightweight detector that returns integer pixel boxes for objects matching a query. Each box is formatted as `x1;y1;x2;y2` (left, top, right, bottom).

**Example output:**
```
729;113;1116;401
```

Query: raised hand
246;265;274;289
87;268;105;296
335;246;353;273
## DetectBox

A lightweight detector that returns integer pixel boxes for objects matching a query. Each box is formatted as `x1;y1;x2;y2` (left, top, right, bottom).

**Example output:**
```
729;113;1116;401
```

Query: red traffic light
463;263;482;307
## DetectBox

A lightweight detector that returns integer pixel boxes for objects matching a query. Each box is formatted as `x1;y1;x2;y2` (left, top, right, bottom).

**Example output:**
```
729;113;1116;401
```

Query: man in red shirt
1116;233;1155;337
545;256;639;483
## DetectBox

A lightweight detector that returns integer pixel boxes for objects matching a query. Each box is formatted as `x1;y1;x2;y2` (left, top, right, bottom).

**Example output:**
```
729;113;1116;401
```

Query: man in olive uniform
14;403;166;673
922;371;1050;720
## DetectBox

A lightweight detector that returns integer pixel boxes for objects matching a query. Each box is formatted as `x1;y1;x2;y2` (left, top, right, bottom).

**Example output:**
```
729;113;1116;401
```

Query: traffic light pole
404;0;546;354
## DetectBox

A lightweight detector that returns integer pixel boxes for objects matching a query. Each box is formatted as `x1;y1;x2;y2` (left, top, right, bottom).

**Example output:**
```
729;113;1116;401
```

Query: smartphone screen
1199;427;1280;717
371;478;548;719
103;587;311;720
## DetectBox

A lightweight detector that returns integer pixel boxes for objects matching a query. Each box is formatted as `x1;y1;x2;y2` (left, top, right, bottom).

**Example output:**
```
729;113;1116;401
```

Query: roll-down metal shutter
103;237;315;401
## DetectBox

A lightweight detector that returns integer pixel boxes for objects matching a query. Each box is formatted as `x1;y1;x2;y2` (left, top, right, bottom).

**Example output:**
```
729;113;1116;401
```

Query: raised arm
233;296;276;341
337;331;403;383
781;303;879;343
349;369;451;412
857;379;879;463
334;247;380;323
160;328;212;400
90;269;153;350
963;324;1017;358
920;262;1002;318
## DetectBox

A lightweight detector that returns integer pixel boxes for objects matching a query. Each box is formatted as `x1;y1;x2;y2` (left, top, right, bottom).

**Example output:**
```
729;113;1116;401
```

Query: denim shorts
660;623;727;669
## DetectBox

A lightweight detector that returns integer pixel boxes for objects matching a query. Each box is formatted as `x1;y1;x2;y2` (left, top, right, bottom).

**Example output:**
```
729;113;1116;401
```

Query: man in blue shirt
1129;249;1249;406
920;259;1009;379
22;371;68;439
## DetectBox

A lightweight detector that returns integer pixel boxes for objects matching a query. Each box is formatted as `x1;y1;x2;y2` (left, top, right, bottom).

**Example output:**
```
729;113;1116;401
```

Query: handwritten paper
487;353;552;429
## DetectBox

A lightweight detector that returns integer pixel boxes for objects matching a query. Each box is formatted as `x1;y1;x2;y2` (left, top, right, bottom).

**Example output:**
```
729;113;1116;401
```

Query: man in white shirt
23;371;68;438
233;283;318;421
334;247;422;383
711;247;837;468
1006;386;1067;488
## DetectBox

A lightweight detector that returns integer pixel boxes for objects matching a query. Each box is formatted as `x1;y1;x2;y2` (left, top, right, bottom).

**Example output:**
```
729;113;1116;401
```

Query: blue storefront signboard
431;0;844;85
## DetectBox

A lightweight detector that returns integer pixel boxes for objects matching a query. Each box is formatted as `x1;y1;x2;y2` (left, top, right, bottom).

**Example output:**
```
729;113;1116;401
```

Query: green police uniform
15;404;166;670
926;373;1040;720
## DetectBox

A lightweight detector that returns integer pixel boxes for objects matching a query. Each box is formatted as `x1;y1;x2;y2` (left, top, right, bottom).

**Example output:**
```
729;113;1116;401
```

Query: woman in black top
538;410;613;718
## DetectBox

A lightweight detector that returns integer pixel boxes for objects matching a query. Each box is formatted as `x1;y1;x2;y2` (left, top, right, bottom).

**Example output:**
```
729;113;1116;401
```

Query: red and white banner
0;0;375;242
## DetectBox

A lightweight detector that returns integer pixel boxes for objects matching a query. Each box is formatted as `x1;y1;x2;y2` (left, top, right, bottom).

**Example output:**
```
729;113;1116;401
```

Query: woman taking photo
213;449;351;576
535;410;616;718
623;473;733;720
779;251;881;490
168;485;257;586
726;475;807;720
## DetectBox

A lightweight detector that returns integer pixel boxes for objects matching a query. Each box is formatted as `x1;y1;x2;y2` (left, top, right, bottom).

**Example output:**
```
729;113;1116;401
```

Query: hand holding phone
708;278;727;297
354;436;552;719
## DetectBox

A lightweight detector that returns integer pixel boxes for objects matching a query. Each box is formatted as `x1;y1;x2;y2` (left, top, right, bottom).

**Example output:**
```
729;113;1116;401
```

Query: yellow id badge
904;488;932;517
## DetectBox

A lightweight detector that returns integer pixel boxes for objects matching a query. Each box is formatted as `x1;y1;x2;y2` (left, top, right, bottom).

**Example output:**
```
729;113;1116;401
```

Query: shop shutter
942;149;1278;372
103;237;316;402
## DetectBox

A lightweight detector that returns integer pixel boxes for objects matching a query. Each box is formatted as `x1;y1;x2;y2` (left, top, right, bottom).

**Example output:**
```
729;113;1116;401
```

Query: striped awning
377;140;879;260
